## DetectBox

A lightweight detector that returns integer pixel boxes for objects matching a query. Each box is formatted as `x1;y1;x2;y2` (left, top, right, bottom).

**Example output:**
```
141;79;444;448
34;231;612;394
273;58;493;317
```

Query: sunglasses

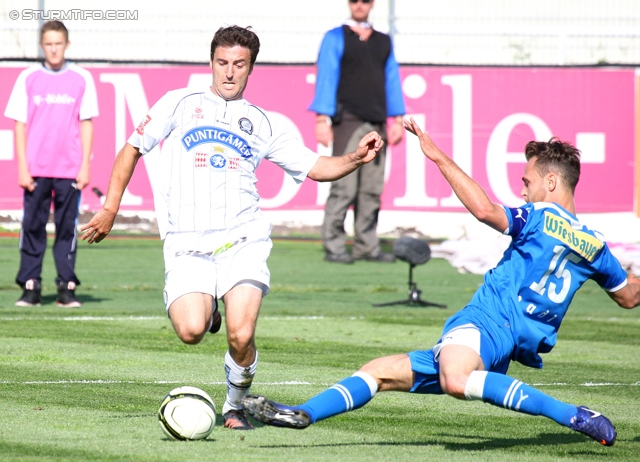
349;0;372;3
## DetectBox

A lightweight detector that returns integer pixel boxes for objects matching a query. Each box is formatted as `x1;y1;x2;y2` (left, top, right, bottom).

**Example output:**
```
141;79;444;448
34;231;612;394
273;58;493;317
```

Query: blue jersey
468;202;628;368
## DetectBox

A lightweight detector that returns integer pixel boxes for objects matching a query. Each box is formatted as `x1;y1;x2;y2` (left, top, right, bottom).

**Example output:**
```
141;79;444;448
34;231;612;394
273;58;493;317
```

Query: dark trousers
321;112;387;258
16;177;81;287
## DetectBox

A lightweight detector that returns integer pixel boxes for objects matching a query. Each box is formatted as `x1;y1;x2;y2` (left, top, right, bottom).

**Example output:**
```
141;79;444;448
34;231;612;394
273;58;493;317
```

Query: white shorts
162;220;272;310
432;323;481;361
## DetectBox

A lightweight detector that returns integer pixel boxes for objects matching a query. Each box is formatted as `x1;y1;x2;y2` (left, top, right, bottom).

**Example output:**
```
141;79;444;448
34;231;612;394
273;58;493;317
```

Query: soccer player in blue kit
242;118;640;446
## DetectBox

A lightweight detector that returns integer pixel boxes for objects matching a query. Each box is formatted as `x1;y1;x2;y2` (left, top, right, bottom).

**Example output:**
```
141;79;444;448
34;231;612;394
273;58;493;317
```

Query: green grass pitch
1;235;639;461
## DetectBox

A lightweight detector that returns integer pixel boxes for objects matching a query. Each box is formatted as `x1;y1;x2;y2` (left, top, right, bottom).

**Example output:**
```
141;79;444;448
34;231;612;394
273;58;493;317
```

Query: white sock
222;350;258;414
352;371;379;397
464;370;488;400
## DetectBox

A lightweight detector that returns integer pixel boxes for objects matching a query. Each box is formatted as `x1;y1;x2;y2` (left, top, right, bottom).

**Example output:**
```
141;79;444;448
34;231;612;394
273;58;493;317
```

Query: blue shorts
408;305;515;394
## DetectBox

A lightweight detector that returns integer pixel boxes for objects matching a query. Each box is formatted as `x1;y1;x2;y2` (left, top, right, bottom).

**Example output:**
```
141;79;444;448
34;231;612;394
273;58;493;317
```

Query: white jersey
128;87;319;238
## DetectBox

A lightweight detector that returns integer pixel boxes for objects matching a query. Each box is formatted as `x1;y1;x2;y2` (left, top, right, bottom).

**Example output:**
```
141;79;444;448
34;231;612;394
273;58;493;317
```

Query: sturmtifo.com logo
9;9;138;21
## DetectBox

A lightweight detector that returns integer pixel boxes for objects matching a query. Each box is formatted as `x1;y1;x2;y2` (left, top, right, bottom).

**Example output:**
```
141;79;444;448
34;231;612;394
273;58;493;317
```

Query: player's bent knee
173;321;207;345
176;329;205;345
168;294;212;345
226;329;254;352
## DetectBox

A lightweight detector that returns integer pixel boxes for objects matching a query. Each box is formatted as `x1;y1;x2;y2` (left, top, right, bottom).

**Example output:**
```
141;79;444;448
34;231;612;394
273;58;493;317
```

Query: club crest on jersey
194;152;240;171
181;126;252;159
210;154;226;169
238;118;253;135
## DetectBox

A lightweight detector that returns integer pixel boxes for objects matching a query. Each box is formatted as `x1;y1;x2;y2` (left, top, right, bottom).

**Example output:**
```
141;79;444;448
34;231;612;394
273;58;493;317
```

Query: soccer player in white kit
81;26;384;430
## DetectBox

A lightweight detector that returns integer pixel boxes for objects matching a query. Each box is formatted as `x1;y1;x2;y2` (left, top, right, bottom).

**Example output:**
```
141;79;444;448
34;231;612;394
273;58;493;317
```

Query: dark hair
40;20;68;42
210;26;260;67
524;137;581;193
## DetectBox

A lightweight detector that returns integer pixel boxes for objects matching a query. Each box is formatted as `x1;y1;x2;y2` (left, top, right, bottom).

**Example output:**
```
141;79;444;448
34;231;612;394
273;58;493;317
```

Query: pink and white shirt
4;62;99;179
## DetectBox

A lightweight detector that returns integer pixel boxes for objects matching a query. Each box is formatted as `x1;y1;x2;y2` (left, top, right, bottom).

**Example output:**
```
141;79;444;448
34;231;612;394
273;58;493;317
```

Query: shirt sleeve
264;116;319;184
384;38;405;117
78;68;99;120
503;205;530;237
4;69;29;123
591;244;630;292
127;91;176;155
308;27;344;116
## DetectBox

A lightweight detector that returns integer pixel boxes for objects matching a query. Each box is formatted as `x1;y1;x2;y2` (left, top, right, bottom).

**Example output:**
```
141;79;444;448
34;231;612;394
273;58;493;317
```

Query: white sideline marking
0;380;313;385
0;315;334;321
4;315;632;322
585;317;640;323
261;316;325;320
534;382;640;387
1;380;637;387
0;316;164;321
261;316;364;320
65;316;162;321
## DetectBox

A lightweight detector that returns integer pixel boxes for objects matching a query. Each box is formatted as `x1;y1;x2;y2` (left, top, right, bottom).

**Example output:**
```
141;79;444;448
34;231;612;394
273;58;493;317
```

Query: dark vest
337;25;390;124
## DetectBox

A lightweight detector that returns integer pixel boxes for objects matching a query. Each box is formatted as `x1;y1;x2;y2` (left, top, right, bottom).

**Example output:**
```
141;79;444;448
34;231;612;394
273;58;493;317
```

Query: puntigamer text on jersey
181;126;252;159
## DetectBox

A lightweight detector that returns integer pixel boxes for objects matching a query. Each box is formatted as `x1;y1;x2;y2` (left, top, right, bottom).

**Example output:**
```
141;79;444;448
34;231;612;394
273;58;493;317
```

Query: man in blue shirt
311;0;405;264
242;118;640;446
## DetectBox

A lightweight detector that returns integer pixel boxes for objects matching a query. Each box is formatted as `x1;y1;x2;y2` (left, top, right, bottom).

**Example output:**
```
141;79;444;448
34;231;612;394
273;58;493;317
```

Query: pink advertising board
0;65;635;213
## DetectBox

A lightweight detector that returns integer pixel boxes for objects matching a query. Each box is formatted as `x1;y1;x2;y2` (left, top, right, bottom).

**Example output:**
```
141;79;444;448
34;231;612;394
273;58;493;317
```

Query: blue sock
480;371;577;427
298;372;378;423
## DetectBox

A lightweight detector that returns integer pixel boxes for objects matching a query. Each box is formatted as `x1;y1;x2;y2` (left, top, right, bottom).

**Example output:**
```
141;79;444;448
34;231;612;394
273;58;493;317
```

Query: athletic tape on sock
464;370;488;400
352;371;378;397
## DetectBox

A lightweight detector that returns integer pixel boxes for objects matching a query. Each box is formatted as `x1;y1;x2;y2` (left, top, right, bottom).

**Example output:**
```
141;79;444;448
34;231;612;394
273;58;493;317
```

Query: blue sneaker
570;406;616;446
241;394;310;429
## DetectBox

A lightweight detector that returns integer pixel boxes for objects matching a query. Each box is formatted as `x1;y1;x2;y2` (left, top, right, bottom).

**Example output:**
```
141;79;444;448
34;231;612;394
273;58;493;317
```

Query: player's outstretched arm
80;143;141;244
307;131;383;182
608;274;640;309
404;117;508;232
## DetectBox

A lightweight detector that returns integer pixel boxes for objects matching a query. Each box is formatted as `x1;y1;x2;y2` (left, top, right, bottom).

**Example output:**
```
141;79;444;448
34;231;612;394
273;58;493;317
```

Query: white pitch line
1;380;313;386
0;315;635;322
0;316;165;321
0;315;332;321
586;317;640;323
1;380;638;387
260;316;326;320
533;382;640;387
63;316;163;321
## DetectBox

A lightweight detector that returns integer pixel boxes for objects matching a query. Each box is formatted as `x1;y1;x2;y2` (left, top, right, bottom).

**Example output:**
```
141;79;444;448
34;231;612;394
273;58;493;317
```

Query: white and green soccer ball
157;386;216;440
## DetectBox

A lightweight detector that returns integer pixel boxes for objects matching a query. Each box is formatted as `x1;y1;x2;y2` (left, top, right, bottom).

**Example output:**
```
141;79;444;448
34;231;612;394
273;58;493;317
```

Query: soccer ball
157;386;217;440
